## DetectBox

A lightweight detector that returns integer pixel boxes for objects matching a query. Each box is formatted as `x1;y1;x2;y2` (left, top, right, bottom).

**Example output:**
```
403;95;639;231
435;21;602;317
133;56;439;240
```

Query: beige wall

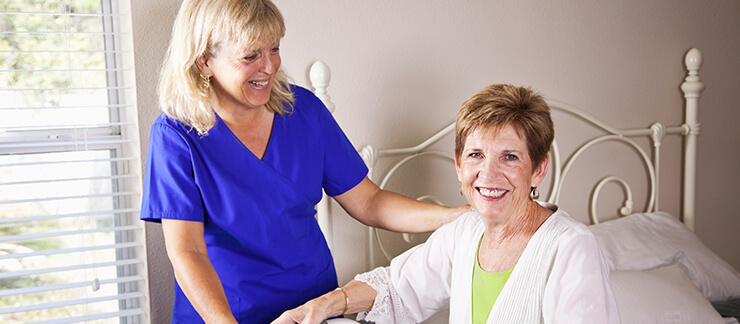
131;1;740;322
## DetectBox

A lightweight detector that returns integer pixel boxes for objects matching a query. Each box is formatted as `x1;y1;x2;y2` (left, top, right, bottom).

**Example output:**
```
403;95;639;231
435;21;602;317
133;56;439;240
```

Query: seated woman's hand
271;290;341;324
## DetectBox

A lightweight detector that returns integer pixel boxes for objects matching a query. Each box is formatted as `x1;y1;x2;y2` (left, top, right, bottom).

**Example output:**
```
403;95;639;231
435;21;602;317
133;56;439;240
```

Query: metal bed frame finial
680;48;704;230
310;60;335;113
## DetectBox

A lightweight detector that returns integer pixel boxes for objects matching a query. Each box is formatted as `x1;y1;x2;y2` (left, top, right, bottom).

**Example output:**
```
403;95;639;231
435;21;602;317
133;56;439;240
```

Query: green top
472;236;514;324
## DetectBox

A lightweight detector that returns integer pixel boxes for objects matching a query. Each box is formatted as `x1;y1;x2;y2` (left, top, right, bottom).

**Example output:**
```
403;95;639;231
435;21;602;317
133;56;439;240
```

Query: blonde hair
158;0;294;135
454;84;553;171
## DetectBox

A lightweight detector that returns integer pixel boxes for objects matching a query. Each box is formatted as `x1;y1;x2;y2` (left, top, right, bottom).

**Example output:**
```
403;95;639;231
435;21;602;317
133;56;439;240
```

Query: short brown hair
454;84;553;170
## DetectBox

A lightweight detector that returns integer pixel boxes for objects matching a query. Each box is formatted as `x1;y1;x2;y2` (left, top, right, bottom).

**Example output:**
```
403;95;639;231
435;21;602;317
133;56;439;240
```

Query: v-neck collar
215;112;276;161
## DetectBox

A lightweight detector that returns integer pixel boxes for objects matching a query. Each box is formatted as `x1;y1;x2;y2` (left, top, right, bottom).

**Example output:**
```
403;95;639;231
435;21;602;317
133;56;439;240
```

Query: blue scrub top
141;85;368;323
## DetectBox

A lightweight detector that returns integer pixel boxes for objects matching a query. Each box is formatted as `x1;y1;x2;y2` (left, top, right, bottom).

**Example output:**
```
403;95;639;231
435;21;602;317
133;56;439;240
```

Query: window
0;0;147;323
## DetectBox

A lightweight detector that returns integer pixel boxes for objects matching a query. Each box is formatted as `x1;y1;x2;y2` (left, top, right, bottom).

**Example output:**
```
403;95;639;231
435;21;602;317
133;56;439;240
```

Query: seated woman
272;84;621;324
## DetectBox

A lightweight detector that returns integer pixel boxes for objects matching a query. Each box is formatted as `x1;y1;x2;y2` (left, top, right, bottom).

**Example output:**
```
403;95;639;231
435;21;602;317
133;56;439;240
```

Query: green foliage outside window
1;1;130;323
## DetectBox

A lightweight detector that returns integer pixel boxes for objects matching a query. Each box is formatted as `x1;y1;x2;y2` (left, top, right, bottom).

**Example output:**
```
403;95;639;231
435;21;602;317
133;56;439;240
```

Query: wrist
207;314;238;324
335;287;349;314
320;287;349;317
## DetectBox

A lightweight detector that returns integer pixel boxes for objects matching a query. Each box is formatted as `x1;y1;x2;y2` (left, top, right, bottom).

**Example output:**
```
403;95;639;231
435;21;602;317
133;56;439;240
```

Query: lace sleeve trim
354;267;415;323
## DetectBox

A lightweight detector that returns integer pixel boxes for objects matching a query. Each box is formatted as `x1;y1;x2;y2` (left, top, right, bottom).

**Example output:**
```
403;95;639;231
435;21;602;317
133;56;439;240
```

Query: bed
309;48;740;323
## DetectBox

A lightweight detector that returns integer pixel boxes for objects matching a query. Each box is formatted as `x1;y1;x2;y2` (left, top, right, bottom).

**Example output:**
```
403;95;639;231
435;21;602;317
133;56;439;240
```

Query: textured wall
131;1;740;322
130;1;180;323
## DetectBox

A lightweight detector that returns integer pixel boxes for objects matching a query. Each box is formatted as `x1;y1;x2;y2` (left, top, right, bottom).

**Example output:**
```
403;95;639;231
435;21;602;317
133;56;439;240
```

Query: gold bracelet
335;287;349;314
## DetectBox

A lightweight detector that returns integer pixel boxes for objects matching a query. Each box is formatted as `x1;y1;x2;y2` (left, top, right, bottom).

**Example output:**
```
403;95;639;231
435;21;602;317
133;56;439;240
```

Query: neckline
215;111;276;161
475;235;516;275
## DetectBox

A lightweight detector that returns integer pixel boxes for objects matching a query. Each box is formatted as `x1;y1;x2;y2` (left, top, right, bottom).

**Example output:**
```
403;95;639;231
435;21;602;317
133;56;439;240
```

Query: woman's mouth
478;187;506;198
249;80;269;88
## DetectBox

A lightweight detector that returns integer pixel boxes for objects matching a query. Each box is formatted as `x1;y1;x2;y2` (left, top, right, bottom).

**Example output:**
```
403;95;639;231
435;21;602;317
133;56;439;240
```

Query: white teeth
479;188;505;198
250;81;268;87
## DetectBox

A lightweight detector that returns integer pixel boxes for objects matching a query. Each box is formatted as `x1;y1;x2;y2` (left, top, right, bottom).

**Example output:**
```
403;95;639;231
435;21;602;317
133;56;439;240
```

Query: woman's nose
477;159;500;180
261;54;277;74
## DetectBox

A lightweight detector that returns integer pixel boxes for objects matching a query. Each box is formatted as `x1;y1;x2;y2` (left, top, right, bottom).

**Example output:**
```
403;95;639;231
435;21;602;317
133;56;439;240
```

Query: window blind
0;0;148;323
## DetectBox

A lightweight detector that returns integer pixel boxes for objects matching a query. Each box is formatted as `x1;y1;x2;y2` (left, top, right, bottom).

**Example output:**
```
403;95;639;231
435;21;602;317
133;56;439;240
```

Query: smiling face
456;124;548;225
197;39;281;113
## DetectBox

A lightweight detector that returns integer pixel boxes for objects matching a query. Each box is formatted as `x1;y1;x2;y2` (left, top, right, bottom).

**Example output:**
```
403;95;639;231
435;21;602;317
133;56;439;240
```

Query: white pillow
610;263;725;323
590;211;740;302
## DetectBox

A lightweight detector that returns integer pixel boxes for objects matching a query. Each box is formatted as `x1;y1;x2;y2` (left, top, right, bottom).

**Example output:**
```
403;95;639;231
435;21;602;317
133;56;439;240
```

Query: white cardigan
356;203;620;324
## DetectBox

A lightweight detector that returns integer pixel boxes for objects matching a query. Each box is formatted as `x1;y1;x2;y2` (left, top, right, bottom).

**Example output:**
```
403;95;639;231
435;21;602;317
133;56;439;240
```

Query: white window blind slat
0;104;133;110
0;11;125;17
0;49;122;53
1;30;121;36
1;85;132;91
0;139;134;152
0;127;117;137
0;173;136;186
0;258;142;280
0;208;138;224
0;136;129;145
33;308;145;324
0;225;140;244
4;124;121;131
0;191;137;205
0;0;147;322
0;242;141;261
0;275;144;297
1;67;128;72
0;292;143;315
0;156;134;168
1;121;132;130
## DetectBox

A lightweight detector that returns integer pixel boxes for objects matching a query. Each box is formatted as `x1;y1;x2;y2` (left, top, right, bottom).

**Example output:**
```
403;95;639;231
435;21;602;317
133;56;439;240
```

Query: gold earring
200;73;211;92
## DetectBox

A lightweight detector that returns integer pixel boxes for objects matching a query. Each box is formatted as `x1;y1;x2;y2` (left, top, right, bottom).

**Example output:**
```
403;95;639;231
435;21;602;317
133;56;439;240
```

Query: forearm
161;219;237;323
271;280;377;324
361;189;469;233
169;250;237;324
335;177;470;233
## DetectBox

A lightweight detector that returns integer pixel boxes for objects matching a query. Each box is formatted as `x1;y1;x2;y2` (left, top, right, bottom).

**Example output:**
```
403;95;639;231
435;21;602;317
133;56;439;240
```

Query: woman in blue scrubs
140;0;468;323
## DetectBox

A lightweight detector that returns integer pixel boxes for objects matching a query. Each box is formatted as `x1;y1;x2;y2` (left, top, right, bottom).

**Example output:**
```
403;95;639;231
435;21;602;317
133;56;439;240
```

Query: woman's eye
243;54;258;61
271;46;280;53
468;152;481;158
504;154;518;161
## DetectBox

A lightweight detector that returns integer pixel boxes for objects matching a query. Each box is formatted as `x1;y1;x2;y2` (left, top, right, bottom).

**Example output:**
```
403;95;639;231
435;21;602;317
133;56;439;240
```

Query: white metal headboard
309;48;704;264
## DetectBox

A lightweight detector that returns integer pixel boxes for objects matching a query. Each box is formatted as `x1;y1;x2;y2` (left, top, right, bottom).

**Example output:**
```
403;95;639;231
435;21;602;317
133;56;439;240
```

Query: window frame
0;0;149;322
